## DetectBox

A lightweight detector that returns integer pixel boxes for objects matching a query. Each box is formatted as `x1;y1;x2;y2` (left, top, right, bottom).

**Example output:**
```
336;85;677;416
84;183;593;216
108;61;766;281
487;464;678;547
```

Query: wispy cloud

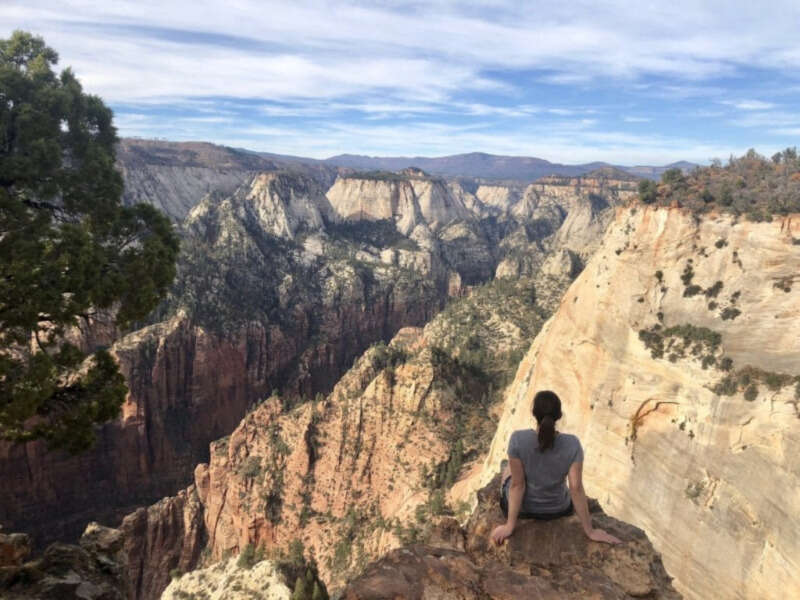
722;100;776;110
3;0;800;162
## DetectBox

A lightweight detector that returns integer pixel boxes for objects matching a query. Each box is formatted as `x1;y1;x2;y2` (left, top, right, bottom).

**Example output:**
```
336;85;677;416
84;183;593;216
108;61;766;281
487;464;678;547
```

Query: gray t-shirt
507;429;584;514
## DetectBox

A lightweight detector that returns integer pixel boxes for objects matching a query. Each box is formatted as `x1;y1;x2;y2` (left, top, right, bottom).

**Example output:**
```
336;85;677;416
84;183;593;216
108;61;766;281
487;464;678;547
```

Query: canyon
0;140;636;556
4;138;796;600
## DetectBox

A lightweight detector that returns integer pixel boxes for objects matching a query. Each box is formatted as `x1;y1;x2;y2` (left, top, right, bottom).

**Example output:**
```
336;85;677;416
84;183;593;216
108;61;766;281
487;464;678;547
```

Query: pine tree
311;581;325;600
291;575;308;600
0;31;179;452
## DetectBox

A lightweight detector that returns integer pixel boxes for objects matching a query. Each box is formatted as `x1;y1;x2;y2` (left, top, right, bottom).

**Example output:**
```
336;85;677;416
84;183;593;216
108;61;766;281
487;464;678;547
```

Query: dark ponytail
533;390;562;451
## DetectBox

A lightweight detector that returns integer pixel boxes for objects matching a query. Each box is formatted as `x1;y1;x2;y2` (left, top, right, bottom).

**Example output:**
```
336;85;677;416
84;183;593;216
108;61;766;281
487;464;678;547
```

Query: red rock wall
0;295;438;550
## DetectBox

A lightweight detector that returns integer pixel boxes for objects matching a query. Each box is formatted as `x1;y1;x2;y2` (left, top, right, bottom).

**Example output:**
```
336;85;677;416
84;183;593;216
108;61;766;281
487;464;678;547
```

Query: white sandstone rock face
410;178;471;228
247;173;327;240
326;174;476;235
161;557;292;600
185;173;329;242
326;176;422;235
478;206;800;600
476;185;523;214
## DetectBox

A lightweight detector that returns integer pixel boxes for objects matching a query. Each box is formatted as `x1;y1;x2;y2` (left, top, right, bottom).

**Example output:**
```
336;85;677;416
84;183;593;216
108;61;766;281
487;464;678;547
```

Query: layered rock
326;172;474;235
343;475;679;599
117;139;278;221
119;330;494;597
480;206;800;599
117;256;584;599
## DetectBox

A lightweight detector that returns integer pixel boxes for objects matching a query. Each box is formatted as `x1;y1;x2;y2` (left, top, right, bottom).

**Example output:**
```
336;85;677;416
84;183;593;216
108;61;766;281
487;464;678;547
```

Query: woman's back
508;429;583;514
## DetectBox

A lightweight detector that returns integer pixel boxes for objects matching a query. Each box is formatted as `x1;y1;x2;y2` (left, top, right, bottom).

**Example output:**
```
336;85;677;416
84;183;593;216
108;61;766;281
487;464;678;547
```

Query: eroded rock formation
0;159;629;579
480;206;800;599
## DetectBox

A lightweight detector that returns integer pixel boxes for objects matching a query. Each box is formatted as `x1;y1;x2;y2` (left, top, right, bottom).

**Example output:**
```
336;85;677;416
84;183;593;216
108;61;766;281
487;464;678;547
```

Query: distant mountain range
123;138;697;182
259;150;697;181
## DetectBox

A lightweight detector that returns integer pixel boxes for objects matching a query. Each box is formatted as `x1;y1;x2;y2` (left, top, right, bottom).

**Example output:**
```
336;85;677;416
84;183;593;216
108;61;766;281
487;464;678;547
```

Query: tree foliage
0;31;179;452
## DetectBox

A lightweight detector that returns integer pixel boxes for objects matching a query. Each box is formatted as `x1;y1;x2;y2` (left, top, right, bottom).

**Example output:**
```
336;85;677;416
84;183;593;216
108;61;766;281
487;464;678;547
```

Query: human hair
532;390;562;451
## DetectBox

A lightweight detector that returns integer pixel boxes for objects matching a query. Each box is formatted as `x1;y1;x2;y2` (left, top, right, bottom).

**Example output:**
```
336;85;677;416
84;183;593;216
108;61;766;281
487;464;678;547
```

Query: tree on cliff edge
0;31;179;453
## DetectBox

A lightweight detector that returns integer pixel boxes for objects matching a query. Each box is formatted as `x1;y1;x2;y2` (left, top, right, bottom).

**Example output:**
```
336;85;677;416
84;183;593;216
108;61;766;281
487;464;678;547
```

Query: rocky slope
117;139;279;220
0;523;128;600
0;172;443;549
479;205;800;599
342;474;679;599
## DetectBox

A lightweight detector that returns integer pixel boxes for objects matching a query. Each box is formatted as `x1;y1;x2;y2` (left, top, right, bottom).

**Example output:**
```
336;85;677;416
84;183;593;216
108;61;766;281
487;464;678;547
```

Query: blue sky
4;0;800;164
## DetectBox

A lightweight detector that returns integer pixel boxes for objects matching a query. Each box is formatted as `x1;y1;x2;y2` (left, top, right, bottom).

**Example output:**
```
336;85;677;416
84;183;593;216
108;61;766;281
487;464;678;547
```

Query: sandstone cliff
480;206;800;599
117;139;278;221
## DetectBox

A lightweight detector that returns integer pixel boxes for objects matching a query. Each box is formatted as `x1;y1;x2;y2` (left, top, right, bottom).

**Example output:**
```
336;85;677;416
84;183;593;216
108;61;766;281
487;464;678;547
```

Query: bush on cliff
637;148;800;216
0;31;179;452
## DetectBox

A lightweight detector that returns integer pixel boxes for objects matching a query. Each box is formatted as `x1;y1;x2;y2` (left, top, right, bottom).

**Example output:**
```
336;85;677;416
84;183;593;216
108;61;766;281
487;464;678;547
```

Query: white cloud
722;100;776;110
624;116;651;122
5;0;800;102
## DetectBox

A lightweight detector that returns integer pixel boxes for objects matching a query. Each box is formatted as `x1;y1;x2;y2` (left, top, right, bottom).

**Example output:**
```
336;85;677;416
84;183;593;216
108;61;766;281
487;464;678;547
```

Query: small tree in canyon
0;31;179;452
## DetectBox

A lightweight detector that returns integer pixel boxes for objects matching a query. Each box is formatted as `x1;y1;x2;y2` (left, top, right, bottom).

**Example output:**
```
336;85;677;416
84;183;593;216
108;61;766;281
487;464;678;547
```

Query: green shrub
638;179;658;204
720;307;741;320
704;281;723;298
237;543;257;569
238;456;262;480
744;385;759;402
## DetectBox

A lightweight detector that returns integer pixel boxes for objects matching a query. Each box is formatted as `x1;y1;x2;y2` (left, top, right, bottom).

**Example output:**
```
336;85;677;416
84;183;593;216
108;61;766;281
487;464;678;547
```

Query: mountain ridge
125;138;696;182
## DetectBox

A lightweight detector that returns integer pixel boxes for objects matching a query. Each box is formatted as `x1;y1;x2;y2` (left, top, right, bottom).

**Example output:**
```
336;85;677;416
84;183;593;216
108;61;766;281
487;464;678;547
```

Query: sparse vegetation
639;323;721;363
720;307;741;320
635;148;800;217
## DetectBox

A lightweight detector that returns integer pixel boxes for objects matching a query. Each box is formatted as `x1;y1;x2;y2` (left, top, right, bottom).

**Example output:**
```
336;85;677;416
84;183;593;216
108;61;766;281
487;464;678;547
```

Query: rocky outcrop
0;173;443;549
0;523;127;599
120;486;206;600
342;475;679;599
325;173;473;235
480;206;800;599
162;558;293;600
117;139;278;221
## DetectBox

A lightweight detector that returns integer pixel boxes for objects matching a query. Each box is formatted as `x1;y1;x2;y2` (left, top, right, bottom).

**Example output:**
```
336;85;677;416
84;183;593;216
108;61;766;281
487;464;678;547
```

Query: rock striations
480;205;800;600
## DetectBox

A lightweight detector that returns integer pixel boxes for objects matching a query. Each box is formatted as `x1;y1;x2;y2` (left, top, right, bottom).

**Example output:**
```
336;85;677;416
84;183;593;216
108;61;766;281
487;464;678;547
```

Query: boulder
343;475;679;599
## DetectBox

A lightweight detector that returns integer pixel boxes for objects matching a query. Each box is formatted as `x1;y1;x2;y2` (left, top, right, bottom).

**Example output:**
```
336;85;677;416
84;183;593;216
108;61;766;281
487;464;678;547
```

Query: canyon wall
480;206;800;599
0;142;635;592
0;171;443;549
113;190;612;599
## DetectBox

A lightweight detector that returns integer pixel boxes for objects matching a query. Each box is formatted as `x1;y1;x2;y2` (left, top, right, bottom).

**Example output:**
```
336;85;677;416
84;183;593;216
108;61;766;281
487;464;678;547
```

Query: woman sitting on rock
491;390;621;545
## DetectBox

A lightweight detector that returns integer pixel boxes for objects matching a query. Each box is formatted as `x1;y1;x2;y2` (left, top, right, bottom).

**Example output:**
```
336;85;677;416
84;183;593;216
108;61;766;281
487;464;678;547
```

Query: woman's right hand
587;528;622;544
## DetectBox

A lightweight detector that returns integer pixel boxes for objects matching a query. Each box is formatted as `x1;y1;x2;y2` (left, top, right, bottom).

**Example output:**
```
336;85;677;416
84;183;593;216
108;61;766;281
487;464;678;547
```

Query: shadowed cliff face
0;158;631;563
480;206;800;600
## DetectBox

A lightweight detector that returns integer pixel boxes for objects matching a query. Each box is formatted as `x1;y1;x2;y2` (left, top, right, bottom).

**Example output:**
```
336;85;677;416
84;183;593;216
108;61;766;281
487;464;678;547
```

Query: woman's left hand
490;523;514;545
